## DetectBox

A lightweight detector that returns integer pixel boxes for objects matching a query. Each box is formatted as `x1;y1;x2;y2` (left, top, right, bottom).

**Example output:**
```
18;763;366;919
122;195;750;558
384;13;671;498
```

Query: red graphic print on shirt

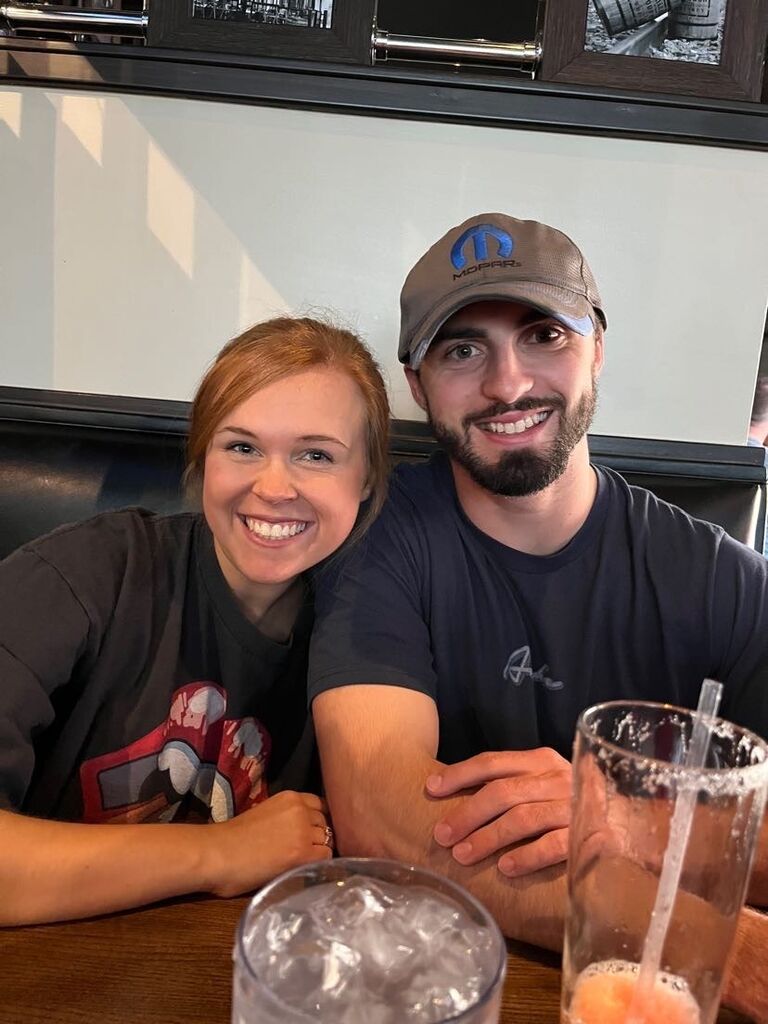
79;683;271;824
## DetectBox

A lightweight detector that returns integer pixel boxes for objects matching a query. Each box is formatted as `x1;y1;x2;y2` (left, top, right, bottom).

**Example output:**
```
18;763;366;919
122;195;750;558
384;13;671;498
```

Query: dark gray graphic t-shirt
0;511;315;821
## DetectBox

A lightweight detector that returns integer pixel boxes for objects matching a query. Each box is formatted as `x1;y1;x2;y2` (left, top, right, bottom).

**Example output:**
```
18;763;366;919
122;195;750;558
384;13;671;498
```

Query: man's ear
593;326;605;377
404;366;428;412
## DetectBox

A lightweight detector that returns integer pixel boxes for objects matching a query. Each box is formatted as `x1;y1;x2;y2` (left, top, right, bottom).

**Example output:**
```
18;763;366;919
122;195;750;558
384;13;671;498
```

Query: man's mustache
462;397;565;432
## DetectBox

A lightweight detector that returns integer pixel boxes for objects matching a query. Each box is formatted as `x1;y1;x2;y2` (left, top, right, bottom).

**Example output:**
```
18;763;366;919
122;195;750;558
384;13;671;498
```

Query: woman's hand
204;790;332;898
426;748;572;877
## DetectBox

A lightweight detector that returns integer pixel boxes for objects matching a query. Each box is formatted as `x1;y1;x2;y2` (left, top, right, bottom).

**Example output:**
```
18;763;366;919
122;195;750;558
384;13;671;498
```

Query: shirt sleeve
0;546;92;809
709;532;768;741
308;495;438;705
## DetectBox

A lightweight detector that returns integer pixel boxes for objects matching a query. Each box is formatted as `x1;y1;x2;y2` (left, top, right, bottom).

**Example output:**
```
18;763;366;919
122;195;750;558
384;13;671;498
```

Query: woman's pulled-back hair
186;316;390;538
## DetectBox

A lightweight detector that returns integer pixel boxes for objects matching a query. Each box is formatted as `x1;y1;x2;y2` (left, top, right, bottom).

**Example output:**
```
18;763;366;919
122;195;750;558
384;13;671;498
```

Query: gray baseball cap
399;213;607;368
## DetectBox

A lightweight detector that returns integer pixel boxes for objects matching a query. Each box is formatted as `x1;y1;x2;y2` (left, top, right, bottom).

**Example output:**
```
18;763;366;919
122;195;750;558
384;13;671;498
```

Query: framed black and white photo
539;0;767;101
148;1;377;65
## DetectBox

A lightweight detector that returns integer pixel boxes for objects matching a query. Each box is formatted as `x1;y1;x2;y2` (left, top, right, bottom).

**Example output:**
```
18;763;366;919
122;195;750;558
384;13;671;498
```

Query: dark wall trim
2;38;768;149
0;386;190;436
1;386;764;483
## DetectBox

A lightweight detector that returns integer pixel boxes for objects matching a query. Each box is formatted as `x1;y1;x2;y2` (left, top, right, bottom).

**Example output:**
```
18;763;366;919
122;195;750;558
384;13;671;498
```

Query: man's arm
723;907;768;1021
313;684;567;951
315;685;768;1018
0;792;330;925
747;817;768;908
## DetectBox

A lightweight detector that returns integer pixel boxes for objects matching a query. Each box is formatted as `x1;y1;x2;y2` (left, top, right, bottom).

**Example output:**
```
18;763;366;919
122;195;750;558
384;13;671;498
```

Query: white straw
627;679;723;1023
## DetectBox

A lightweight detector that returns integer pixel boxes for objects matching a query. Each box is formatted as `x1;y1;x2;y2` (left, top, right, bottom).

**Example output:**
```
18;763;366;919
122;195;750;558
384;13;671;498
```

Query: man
309;214;768;1018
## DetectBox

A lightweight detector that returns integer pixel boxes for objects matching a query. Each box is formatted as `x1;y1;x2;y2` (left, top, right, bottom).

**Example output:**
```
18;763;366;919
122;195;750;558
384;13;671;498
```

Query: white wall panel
1;84;767;443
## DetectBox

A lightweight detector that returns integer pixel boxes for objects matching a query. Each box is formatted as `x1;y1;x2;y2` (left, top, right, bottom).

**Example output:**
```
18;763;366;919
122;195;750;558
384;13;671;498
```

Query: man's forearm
723;907;768;1022
328;741;566;950
747;817;768;908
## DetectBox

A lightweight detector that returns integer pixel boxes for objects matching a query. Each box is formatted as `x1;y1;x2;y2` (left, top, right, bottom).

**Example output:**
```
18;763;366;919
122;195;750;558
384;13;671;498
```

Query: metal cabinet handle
1;4;147;37
373;30;541;70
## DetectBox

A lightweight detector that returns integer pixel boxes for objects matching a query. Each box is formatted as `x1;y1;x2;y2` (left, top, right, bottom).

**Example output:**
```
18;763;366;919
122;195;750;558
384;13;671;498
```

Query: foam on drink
566;960;700;1024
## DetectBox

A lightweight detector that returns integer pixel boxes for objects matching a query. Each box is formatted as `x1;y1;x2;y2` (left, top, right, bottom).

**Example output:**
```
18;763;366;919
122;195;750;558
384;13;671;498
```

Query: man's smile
477;411;551;436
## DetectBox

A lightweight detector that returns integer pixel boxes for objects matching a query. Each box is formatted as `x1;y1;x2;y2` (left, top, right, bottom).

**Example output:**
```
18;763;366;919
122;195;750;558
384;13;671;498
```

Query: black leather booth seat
0;388;765;560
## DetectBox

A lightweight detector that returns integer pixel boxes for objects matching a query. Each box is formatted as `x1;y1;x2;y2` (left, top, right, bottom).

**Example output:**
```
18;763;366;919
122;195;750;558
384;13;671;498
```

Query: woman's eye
227;442;256;455
301;449;333;464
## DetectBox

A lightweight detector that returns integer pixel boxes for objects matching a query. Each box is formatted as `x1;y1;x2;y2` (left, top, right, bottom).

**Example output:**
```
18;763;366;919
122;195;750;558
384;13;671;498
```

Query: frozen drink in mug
561;699;768;1024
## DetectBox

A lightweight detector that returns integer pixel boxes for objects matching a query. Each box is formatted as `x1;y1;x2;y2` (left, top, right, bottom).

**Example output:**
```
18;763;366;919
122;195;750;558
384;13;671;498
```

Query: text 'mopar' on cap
399;213;607;369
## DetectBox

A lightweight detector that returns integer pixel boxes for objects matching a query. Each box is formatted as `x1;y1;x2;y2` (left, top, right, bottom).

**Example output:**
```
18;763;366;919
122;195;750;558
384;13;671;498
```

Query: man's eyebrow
432;310;557;346
431;325;490;344
214;426;348;448
518;308;555;326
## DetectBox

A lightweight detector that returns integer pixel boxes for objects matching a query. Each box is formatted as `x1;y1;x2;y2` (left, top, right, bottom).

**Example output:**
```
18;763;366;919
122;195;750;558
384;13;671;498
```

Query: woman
0;316;390;925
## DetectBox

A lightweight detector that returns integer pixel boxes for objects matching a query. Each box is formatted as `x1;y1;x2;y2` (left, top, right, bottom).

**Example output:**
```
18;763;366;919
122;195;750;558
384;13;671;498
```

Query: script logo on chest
503;645;564;691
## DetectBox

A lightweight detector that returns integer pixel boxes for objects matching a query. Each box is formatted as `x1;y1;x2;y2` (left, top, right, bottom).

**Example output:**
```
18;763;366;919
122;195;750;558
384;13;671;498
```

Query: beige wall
1;84;767;443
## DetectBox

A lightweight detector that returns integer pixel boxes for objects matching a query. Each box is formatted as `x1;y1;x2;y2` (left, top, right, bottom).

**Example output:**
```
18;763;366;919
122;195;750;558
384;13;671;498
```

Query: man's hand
426;748;572;877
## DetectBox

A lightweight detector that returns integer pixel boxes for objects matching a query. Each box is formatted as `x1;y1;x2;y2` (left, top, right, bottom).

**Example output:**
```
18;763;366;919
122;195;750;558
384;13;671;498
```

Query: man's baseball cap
399;213;607;368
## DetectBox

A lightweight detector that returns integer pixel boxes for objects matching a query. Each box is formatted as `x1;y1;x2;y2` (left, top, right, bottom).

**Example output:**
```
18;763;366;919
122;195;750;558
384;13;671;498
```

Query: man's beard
428;381;598;497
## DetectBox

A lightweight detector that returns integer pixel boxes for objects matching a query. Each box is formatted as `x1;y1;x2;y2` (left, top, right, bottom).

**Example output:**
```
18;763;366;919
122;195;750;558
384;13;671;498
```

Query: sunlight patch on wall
0;90;22;137
238;251;290;329
60;94;105;165
147;139;195;278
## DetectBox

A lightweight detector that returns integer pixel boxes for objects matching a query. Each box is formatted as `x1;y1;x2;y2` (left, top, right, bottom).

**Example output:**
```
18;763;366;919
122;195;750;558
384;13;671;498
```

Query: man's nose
251;459;298;503
481;346;535;405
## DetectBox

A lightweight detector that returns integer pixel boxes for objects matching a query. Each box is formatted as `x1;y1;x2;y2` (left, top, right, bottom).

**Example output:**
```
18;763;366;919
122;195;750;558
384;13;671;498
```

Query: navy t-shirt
308;454;768;760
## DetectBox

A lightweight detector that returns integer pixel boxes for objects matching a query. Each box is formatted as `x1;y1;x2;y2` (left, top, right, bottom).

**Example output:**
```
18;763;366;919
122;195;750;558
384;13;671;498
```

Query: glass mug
562;700;768;1024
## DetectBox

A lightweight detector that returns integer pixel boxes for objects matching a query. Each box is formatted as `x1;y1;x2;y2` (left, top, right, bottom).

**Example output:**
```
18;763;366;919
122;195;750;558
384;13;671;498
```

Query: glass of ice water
232;857;507;1023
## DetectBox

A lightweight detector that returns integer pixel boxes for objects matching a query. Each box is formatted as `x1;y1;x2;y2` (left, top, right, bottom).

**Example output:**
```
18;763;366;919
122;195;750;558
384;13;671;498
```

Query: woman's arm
0;791;330;925
0;543;98;810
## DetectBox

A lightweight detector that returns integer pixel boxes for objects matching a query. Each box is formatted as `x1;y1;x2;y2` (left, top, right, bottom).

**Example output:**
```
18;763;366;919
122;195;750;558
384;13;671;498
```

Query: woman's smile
239;514;312;543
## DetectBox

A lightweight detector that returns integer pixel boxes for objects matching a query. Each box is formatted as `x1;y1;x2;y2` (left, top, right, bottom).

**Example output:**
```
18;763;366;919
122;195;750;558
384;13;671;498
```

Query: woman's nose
251;459;298;503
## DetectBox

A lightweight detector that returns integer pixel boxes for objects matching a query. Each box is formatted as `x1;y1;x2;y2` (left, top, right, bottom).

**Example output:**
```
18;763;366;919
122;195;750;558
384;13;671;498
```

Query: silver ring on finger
323;825;334;849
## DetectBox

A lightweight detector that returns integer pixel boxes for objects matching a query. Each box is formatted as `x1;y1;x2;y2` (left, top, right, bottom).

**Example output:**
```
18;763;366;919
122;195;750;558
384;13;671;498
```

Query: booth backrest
1;388;765;560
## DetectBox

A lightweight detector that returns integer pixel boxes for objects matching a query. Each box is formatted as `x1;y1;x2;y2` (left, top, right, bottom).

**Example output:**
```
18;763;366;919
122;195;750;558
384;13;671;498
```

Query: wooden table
0;896;750;1024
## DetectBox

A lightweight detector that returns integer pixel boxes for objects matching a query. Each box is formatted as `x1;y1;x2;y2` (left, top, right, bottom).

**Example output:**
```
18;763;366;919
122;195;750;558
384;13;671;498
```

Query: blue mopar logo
450;224;514;271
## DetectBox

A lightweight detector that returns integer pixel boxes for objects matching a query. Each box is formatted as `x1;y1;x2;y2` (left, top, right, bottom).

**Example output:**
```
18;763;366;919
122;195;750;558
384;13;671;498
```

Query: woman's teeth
244;518;307;539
